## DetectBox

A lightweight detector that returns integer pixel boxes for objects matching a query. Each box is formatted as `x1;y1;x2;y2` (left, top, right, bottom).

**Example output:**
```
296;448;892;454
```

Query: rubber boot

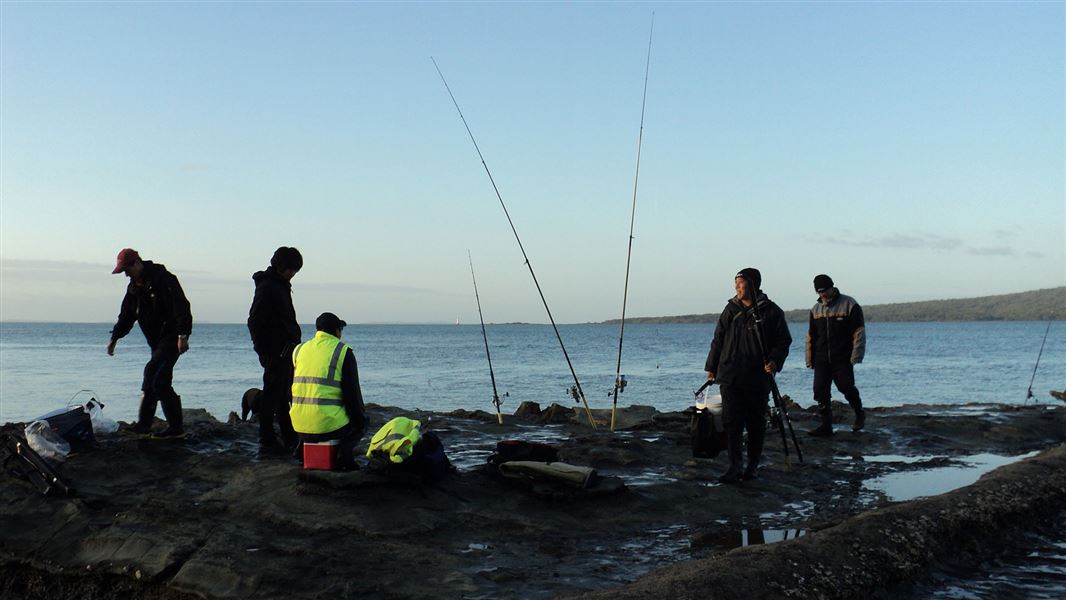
743;426;765;481
156;394;185;438
718;429;744;484
132;391;157;434
278;407;298;452
808;407;834;437
852;408;866;432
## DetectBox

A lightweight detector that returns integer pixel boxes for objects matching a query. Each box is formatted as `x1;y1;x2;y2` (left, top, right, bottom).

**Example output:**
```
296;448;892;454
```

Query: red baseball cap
112;248;141;274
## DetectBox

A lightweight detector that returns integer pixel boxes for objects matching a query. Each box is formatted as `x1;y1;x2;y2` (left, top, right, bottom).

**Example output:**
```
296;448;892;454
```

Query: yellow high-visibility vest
290;331;352;434
366;416;421;463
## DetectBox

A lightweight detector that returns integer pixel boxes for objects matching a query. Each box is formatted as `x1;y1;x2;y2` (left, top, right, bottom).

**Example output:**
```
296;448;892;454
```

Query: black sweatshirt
110;261;193;348
247;267;301;360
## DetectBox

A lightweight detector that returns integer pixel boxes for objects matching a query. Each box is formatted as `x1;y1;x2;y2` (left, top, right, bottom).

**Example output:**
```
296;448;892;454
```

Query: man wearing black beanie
806;274;866;435
704;268;792;483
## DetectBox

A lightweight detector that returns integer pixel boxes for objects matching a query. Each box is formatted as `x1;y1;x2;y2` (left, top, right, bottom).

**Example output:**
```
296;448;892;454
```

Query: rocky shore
2;400;1064;599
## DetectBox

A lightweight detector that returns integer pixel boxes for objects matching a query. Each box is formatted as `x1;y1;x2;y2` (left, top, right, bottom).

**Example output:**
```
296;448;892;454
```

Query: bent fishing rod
468;251;505;424
1025;321;1052;403
611;14;655;432
433;57;597;428
741;276;804;464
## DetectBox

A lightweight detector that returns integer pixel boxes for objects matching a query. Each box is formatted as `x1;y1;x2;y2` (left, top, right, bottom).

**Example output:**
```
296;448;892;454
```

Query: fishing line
611;13;655;432
433;57;596;428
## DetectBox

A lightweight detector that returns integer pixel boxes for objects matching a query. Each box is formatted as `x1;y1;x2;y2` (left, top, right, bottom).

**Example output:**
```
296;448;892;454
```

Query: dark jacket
339;347;367;435
705;293;792;390
110;261;193;348
805;289;865;366
248;267;301;361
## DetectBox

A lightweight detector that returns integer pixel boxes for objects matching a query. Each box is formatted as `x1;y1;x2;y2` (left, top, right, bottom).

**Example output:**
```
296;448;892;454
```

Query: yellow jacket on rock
290;331;353;434
367;417;421;464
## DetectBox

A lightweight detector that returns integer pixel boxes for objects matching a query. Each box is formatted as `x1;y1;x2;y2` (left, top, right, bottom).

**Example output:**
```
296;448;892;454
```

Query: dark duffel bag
37;405;95;451
691;406;726;459
488;440;560;467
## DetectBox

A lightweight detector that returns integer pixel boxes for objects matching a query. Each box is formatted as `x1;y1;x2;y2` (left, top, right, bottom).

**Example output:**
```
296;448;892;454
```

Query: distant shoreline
602;286;1066;324
1;287;1062;326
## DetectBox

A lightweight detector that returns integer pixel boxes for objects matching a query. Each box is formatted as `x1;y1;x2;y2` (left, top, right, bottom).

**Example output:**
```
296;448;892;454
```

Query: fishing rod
740;275;804;465
433;57;597;428
1025;321;1052;403
611;14;655;433
468;251;505;424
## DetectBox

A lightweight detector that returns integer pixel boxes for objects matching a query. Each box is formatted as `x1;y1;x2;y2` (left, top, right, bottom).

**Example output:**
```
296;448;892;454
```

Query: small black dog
241;388;262;422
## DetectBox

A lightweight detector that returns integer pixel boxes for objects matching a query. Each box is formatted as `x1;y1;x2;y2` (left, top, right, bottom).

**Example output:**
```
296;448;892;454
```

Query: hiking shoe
718;466;743;484
127;422;153;436
852;409;866;432
741;465;759;481
808;422;834;437
151;427;186;440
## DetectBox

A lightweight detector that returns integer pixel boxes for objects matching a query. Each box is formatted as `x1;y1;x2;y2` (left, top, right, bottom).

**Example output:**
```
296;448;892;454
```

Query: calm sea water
1;321;1063;424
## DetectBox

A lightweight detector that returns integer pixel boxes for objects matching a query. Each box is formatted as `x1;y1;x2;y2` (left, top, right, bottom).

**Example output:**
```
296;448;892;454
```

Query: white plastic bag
24;420;70;462
84;398;119;434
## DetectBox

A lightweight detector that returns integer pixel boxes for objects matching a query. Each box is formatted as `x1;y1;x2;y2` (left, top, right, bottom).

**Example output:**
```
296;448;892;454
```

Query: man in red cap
107;248;193;438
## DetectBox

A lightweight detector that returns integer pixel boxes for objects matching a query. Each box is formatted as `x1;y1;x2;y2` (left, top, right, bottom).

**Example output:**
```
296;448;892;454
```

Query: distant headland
601;287;1066;324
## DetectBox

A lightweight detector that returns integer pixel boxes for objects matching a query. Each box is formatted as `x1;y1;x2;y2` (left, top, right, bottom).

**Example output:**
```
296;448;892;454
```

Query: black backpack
369;431;453;483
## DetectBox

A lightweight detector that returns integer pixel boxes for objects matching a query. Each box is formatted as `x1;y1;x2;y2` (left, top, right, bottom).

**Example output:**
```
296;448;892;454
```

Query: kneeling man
290;312;367;468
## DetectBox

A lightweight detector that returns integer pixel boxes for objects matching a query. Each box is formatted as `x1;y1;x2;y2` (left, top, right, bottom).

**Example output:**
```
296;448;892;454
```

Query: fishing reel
608;374;628;396
566;385;581;403
493;391;509;408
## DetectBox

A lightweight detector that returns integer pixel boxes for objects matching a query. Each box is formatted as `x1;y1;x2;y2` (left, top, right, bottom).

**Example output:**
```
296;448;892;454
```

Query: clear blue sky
2;2;1063;324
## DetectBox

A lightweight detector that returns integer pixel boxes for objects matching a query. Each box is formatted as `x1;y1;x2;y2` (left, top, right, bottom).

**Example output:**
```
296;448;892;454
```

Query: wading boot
128;391;157;435
159;393;185;436
852;408;866;432
742;426;765;481
808;408;834;437
718;430;744;484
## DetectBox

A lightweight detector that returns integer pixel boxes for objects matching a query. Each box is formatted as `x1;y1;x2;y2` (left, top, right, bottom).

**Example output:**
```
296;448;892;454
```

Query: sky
1;1;1063;324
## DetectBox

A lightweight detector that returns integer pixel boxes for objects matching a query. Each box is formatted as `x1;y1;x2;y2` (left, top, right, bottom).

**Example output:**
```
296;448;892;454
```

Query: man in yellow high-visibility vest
290;312;367;468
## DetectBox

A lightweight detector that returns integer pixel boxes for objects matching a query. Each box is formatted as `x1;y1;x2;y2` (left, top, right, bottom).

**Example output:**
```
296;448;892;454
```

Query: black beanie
735;268;762;291
813;274;834;292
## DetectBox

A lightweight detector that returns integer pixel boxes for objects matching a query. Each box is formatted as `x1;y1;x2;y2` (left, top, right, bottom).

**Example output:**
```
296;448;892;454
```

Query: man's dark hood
252;267;290;289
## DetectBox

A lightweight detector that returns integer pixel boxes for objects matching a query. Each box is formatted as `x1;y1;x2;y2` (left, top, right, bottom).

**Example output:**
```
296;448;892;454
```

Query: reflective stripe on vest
289;331;352;434
366;416;421;464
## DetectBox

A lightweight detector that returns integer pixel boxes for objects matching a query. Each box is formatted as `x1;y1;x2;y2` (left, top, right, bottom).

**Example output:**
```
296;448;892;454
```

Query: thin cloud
0;258;449;296
990;226;1023;242
819;232;964;250
966;246;1016;257
0;258;106;272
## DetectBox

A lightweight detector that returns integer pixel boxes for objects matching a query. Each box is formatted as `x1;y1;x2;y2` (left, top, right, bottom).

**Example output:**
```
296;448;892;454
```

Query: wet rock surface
1;402;1064;599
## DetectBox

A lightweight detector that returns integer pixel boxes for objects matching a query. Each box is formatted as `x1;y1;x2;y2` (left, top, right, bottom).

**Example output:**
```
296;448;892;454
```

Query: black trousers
720;384;768;465
813;358;862;411
139;336;183;430
259;352;297;448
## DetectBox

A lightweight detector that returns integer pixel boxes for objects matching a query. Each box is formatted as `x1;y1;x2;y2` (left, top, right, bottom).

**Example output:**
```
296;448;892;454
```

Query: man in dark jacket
248;247;303;456
107;248;192;439
806;274;866;435
705;268;792;483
